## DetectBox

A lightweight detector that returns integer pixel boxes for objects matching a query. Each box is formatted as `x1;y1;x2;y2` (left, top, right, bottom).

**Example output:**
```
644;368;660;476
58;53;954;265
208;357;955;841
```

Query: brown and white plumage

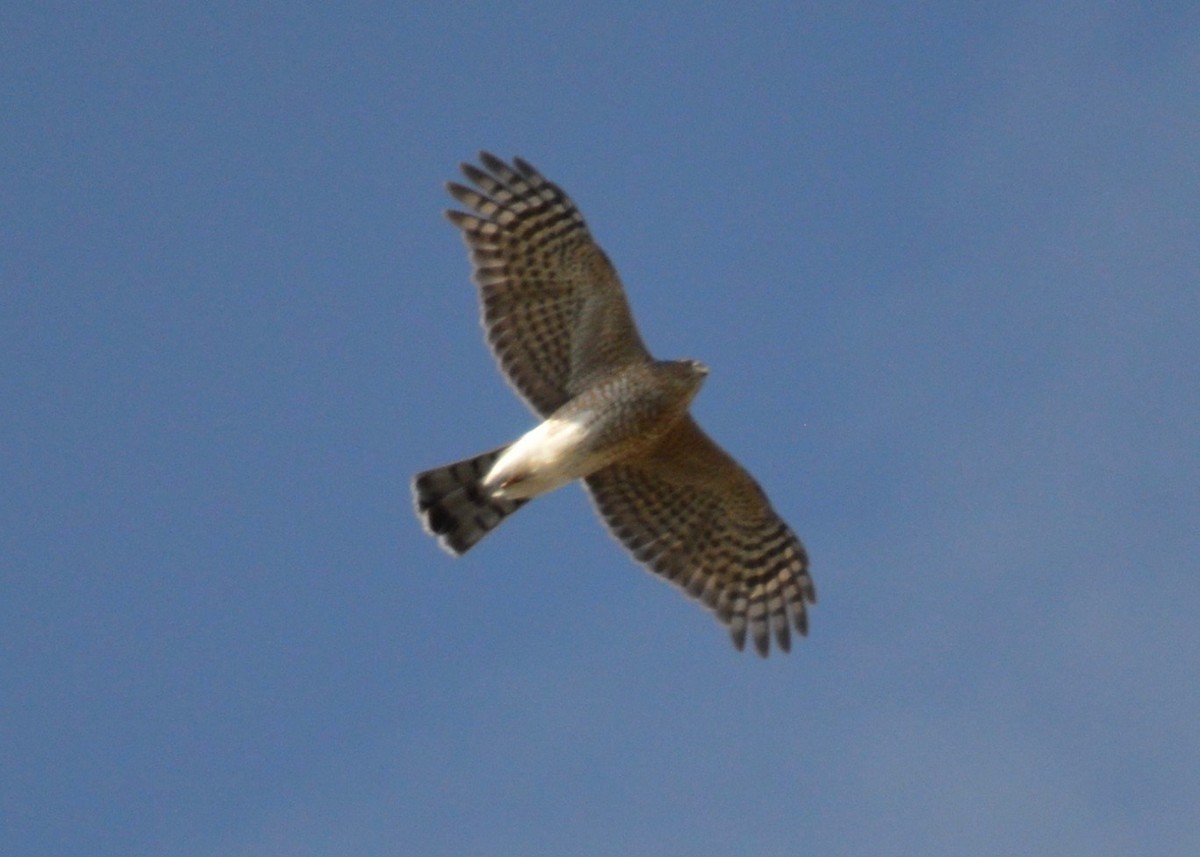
415;152;815;656
445;153;651;416
585;418;813;654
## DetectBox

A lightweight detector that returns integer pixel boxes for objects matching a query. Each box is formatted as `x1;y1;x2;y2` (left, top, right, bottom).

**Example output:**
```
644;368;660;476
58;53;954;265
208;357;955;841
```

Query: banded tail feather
413;446;528;555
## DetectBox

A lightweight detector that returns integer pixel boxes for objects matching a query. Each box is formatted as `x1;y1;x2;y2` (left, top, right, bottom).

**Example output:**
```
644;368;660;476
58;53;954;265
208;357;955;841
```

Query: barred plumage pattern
586;418;814;655
417;153;815;655
446;153;650;417
413;446;527;555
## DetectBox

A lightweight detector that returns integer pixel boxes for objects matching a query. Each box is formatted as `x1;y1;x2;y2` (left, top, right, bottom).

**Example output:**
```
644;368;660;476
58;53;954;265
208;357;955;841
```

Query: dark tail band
413;446;528;555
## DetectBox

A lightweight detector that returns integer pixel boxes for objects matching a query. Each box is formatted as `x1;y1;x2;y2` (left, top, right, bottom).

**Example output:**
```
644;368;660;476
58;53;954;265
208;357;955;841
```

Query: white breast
483;413;592;500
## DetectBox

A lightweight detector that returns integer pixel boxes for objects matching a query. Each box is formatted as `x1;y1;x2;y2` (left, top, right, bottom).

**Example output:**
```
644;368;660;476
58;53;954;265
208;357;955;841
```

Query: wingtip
729;622;747;653
753;635;770;658
513;156;538;177
478;151;507;173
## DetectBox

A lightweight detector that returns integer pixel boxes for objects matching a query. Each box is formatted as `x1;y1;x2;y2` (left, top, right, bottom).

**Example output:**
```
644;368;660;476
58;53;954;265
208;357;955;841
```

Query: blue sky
3;2;1198;855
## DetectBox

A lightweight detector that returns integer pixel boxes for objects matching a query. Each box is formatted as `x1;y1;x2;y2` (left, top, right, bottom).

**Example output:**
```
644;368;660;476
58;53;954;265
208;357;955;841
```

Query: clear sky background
4;3;1198;856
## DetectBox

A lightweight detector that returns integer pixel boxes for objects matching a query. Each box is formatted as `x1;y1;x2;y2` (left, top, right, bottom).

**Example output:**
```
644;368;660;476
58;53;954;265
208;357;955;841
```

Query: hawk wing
585;417;814;656
446;153;653;417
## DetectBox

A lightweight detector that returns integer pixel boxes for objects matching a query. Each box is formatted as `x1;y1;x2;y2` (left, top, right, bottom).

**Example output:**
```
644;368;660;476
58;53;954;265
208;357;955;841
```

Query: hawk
414;153;815;655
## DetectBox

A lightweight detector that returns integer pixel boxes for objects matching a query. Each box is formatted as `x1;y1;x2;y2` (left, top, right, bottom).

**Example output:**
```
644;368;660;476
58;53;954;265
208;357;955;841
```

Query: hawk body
414;153;815;655
484;360;708;500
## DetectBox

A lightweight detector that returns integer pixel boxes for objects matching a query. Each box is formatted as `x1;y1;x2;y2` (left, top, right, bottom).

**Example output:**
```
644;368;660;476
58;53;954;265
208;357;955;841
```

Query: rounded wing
585;417;814;656
446;153;653;417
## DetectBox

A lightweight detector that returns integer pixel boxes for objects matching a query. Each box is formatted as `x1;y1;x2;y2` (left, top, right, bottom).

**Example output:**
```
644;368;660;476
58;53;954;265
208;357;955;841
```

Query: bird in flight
413;153;814;655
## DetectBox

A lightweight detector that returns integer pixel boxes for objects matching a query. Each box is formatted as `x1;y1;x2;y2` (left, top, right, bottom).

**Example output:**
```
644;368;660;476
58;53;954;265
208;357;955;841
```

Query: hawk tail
413;446;528;555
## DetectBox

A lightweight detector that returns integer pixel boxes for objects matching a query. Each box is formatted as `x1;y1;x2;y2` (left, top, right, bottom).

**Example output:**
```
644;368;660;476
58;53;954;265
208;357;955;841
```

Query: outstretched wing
585;417;814;656
446;153;653;417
